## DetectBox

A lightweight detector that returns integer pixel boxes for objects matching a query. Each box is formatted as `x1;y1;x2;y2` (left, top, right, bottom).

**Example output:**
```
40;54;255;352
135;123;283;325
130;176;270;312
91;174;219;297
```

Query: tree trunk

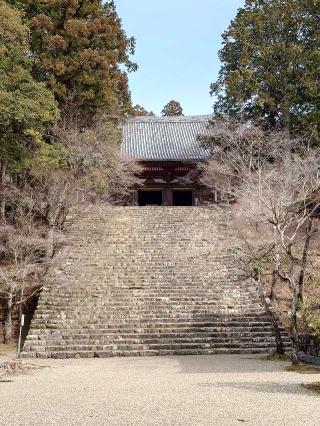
291;294;299;365
46;227;55;259
3;294;13;344
298;218;313;302
0;160;7;221
271;270;278;301
270;253;280;301
282;104;291;136
0;198;5;222
0;160;6;184
288;254;299;365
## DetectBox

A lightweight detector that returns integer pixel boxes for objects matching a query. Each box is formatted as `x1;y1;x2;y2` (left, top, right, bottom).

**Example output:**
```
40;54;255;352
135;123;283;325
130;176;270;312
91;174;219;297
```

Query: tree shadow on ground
174;354;289;374
198;380;319;397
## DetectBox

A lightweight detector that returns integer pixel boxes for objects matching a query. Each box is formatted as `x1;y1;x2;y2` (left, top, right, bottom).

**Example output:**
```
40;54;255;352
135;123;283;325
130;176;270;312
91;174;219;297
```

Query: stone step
57;330;288;340
35;303;265;309
34;313;269;321
23;346;281;359
38;294;262;300
39;296;262;302
39;289;261;295
26;330;284;342
33;309;269;317
28;318;282;326
30;340;281;352
40;289;261;296
37;302;264;309
37;295;263;302
35;305;266;312
29;320;276;328
33;336;291;347
26;326;280;337
26;339;291;353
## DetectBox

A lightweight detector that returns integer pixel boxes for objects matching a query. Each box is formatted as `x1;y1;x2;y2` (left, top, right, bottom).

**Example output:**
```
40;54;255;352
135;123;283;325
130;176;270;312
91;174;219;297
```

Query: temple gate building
121;115;213;206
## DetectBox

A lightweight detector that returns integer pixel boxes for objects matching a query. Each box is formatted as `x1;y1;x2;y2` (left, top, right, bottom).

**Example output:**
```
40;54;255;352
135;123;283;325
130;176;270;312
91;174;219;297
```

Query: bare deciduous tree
201;120;320;363
0;194;47;343
1;117;141;344
51;117;142;204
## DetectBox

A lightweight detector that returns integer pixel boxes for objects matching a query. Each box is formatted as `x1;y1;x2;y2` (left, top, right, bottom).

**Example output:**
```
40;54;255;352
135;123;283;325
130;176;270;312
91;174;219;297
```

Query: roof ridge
125;114;212;123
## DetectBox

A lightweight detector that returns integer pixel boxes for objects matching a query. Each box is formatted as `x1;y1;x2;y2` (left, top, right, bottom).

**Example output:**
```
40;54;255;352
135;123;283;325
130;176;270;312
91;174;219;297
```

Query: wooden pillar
163;188;173;206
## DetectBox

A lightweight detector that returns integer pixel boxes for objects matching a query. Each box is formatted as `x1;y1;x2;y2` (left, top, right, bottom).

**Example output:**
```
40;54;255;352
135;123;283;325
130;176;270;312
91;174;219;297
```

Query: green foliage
161;100;184;117
264;354;289;361
249;253;274;274
301;299;320;337
23;130;68;176
315;275;320;286
212;0;319;137
12;0;137;122
0;0;58;169
131;105;155;117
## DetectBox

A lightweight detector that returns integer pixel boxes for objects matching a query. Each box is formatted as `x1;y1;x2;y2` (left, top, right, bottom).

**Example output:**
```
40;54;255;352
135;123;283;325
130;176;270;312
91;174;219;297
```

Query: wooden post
17;314;25;359
164;188;173;206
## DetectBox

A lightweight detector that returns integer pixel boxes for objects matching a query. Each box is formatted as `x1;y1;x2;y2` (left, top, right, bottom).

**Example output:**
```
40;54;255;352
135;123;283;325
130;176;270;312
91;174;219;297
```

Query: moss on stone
302;382;320;394
285;364;320;374
264;353;289;361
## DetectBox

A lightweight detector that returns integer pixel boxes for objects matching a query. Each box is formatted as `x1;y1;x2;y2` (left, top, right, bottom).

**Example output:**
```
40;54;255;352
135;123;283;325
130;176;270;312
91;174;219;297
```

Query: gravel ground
0;355;319;426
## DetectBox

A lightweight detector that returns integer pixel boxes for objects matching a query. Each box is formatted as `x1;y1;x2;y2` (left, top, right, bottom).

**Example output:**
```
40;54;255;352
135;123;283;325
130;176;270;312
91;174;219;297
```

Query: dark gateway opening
138;190;163;206
173;190;193;206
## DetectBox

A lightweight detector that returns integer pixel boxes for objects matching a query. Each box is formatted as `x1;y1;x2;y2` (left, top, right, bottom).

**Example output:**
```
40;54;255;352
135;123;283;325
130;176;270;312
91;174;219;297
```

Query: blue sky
116;0;245;116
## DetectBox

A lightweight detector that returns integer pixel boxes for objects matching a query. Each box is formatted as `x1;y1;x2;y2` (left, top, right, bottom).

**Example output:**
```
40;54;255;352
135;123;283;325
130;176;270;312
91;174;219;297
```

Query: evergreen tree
9;0;137;122
0;0;58;170
161;100;184;117
131;105;155;117
211;0;319;136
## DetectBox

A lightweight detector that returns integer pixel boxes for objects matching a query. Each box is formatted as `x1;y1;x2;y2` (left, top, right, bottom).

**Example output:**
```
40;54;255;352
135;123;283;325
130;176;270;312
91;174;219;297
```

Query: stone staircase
22;206;291;358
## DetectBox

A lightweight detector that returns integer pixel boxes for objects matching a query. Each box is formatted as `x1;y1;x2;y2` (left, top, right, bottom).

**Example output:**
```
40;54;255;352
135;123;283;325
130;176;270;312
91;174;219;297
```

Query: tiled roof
121;115;212;161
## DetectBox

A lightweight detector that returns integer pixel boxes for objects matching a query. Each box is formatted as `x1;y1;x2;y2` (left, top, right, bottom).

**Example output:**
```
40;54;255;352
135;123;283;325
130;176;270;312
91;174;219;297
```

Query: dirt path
0;355;318;425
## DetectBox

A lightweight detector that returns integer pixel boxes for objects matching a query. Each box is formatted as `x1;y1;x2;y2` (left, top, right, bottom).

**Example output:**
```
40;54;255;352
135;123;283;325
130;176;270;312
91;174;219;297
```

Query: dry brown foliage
201;120;320;363
0;117;141;344
0;360;44;381
52;117;142;204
